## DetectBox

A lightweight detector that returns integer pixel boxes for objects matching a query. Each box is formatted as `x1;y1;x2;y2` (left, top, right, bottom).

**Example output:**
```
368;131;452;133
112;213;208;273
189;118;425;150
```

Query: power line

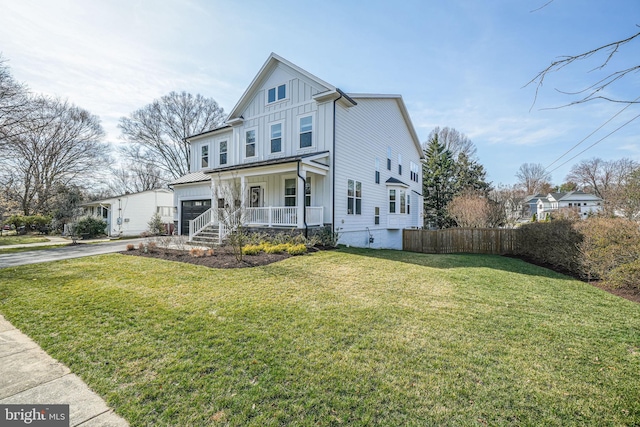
547;112;640;175
543;95;640;172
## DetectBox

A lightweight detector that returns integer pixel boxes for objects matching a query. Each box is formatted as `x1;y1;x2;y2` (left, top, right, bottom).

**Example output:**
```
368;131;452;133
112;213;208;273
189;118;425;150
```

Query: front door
250;186;261;208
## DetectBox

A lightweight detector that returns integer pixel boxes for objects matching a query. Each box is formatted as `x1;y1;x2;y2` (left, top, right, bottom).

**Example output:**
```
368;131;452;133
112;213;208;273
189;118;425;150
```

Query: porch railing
189;206;325;242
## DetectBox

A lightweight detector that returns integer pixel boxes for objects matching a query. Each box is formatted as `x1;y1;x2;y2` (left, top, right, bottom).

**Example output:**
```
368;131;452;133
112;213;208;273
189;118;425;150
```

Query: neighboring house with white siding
535;190;603;220
82;189;175;237
170;53;423;249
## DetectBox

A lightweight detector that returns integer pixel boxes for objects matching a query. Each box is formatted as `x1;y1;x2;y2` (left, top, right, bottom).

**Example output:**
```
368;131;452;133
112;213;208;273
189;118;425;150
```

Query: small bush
76;216;107;238
263;243;289;254
190;248;205;258
206;248;215;257
286;243;307;256
126;244;135;251
147;241;158;253
242;244;262;255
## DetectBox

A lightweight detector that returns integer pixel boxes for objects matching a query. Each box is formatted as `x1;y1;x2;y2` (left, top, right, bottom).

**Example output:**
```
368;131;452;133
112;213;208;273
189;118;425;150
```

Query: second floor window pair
268;84;286;103
246;116;313;157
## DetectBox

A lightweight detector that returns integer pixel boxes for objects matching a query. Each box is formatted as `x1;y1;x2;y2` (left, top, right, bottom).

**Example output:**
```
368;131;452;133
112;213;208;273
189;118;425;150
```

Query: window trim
267;83;287;104
219;140;228;165
298;114;314;149
269;121;284;154
201;144;209;169
347;179;362;215
245;128;257;159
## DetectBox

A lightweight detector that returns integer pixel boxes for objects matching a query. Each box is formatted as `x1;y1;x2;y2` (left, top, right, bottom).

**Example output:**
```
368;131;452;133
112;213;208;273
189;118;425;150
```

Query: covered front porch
187;153;330;243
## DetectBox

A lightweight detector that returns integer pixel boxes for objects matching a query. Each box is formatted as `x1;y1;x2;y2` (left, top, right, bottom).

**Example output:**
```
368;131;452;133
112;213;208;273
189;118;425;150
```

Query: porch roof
203;151;330;175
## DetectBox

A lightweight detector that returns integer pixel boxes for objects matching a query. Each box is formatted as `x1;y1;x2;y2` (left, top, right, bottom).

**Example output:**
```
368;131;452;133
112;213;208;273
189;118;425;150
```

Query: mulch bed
120;246;290;268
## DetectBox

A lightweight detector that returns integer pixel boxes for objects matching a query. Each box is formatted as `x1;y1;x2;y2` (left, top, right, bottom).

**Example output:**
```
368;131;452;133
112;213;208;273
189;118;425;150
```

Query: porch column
297;174;305;228
240;175;246;210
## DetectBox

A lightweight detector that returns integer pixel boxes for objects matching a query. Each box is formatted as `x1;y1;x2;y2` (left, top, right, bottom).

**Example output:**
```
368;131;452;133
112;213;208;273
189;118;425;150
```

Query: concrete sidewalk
0;315;128;426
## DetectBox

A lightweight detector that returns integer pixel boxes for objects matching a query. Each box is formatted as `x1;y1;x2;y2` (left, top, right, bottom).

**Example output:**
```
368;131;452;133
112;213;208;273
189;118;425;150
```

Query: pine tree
422;134;456;229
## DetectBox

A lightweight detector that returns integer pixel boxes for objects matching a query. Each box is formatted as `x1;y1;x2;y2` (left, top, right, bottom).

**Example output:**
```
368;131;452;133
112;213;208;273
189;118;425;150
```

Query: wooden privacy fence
403;228;519;255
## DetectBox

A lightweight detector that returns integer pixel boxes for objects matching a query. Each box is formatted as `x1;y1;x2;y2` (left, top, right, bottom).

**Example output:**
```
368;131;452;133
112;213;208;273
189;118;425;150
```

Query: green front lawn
0;234;49;245
0;249;639;426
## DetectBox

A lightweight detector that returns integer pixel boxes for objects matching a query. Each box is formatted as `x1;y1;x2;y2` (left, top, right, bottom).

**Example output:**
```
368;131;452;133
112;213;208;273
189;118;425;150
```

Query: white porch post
297;174;305;228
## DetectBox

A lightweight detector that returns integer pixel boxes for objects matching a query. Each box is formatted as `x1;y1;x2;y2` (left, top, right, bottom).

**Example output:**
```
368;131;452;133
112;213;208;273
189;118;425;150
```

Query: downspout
332;92;343;236
297;161;308;238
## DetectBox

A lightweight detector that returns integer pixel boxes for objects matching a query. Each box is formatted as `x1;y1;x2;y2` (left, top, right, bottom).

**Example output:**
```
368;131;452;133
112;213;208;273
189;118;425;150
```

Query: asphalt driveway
0;238;146;268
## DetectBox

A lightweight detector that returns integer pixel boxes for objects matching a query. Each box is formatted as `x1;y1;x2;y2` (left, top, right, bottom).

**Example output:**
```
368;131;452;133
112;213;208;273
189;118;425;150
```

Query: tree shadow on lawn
338;246;577;282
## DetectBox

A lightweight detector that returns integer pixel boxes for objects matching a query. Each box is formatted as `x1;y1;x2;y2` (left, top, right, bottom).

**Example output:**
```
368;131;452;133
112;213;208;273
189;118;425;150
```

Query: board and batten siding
334;97;422;249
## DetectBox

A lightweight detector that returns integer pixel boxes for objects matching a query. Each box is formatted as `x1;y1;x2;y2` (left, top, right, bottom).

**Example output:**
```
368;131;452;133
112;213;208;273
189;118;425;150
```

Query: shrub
263;243;289;254
574;217;640;286
126;244;135;251
76;216;107;238
516;220;582;274
147;241;158;253
147;213;165;236
286;243;307;256
242;244;262;255
190;248;205;258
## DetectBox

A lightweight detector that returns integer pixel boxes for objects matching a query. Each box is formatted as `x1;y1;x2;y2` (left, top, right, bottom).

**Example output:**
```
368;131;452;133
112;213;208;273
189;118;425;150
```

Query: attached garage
180;199;211;235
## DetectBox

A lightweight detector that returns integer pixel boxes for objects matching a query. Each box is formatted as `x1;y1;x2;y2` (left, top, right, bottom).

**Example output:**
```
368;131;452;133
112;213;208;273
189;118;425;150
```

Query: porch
188;206;324;244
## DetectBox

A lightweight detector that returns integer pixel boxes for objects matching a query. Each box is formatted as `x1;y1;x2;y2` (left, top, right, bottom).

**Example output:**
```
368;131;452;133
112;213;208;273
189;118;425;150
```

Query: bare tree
516;163;552;194
566;157;638;200
608;167;640;220
119;91;226;180
0;55;33;145
109;156;167;195
447;192;500;228
0;96;109;215
490;184;529;227
527;20;640;108
212;174;247;262
426;126;477;160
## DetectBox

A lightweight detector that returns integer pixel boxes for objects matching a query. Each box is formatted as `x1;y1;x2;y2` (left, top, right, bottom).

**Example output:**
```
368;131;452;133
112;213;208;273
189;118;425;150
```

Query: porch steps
190;225;220;246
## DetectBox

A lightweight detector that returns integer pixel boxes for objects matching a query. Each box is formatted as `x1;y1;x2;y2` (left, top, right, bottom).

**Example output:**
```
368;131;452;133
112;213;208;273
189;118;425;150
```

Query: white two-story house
535;190;603;220
170;53;423;249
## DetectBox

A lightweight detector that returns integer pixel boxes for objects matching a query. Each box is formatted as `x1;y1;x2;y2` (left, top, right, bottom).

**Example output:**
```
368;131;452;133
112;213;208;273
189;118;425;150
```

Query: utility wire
543;95;640;172
547;112;640;175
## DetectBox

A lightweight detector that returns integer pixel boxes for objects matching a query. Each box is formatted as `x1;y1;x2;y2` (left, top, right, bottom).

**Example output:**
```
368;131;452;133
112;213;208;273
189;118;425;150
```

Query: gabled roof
385;177;410;187
186;125;232;142
227;53;336;121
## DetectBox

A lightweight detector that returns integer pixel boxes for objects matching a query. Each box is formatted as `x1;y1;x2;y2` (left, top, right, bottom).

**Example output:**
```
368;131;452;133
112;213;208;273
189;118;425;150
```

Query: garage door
181;199;212;235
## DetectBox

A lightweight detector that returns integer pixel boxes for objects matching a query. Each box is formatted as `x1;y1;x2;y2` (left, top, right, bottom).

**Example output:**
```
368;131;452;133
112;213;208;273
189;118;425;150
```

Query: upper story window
268;84;286;103
375;158;380;184
245;130;256;158
398;153;402;175
201;144;209;168
299;116;313;148
219;140;228;165
387;147;392;170
270;123;282;153
410;162;419;183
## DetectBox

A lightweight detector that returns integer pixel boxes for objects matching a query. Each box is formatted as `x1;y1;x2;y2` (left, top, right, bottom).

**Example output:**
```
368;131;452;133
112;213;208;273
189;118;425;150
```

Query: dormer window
268;84;286;103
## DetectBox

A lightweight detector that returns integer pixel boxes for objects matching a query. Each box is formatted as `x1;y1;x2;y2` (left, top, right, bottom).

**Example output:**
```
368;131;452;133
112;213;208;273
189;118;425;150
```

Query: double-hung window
410;162;419;182
201;145;209;168
299;116;313;148
284;178;296;206
245;130;256;158
375;158;380;184
389;189;396;213
219;140;228;165
387;147;392;170
305;177;311;207
347;179;362;215
398;154;402;175
374;207;380;225
270;123;282;153
268;84;286;103
399;190;406;214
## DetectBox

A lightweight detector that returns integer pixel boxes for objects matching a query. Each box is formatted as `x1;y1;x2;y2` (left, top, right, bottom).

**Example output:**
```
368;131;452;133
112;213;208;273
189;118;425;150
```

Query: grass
0;234;49;245
0;244;69;254
0;248;639;426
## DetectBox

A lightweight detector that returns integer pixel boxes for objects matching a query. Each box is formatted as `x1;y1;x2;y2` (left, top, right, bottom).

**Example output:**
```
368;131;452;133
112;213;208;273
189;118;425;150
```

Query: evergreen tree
422;134;457;229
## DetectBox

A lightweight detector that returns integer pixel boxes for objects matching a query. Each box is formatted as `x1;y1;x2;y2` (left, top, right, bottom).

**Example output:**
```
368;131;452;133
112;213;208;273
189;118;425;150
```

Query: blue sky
1;0;638;185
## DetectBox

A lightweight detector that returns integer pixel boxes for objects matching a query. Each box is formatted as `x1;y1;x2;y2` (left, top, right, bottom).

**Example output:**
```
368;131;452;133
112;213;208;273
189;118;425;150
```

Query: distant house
534;190;603;220
170;53;424;249
82;189;174;237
